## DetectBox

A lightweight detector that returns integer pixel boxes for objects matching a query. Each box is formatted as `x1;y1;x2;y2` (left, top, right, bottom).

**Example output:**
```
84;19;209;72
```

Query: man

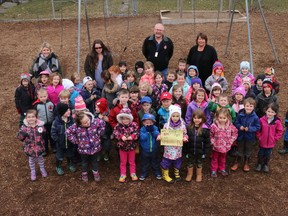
142;23;174;80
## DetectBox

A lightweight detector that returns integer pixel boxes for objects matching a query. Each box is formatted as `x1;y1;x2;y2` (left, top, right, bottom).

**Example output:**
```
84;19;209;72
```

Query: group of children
15;55;287;184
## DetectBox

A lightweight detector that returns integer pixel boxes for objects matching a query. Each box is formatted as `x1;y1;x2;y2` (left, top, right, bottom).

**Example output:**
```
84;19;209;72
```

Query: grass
0;0;287;21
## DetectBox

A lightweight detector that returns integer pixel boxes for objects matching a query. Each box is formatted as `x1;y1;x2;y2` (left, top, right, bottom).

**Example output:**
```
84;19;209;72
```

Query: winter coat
33;99;55;124
210;120;238;153
46;84;64;106
65;113;105;155
113;122;139;151
232;72;255;91
138;108;157;126
152;83;168;108
157;106;170;128
255;90;278;117
34;83;48;99
207;101;236;123
140;125;160;153
284;112;288;141
140;73;155;85
69;89;79;108
235;109;260;141
17;119;46;157
187;126;210;155
172;96;187;120
205;75;228;92
164;80;173;91
169;81;190;97
256;115;283;149
94;112;113;140
185;100;212;127
15;84;35;115
51;115;74;149
80;87;100;113
101;79;119;109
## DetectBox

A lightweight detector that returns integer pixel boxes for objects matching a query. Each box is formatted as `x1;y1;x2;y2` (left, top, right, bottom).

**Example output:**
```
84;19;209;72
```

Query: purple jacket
113;122;139;151
66;113;105;155
256;115;283;148
185;100;212;127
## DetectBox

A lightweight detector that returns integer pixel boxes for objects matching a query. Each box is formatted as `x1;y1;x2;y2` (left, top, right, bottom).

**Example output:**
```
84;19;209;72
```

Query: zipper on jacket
44;102;48;123
65;122;67;149
33;127;38;157
149;133;152;152
267;124;270;147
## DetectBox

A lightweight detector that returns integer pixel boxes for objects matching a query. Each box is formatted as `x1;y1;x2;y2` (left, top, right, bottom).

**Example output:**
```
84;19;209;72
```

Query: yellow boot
185;166;193;182
195;167;203;182
161;168;174;183
174;168;181;182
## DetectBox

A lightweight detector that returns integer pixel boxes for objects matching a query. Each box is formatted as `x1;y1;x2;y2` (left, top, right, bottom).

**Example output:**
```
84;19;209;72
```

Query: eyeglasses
95;47;102;50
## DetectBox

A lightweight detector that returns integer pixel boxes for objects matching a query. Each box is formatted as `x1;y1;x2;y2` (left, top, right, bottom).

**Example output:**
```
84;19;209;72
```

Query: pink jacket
47;84;64;105
232;72;255;91
256;116;283;148
140;73;155;85
210;120;238;153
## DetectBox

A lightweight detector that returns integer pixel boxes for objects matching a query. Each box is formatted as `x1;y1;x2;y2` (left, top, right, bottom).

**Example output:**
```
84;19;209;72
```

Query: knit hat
262;78;273;90
211;82;223;93
160;92;172;101
83;76;93;86
62;78;74;90
74;96;86;111
135;61;144;70
212;61;224;76
142;113;156;122
20;73;31;82
116;107;133;123
57;103;69;117
240;61;250;71
95;98;108;113
254;74;266;84
119;61;127;67
187;65;199;76
242;76;252;88
233;85;246;97
190;77;203;87
169;104;182;119
264;67;275;75
39;70;50;76
140;96;152;104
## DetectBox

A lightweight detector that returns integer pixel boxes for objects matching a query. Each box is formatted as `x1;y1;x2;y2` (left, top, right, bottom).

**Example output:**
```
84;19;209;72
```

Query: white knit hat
169;104;182;119
240;61;250;71
62;78;74;90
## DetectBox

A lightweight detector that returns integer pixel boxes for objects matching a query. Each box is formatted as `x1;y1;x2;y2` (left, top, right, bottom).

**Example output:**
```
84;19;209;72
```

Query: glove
146;125;154;132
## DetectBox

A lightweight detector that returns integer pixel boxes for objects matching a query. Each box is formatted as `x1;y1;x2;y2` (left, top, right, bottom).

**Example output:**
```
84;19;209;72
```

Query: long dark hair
89;39;111;67
188;109;206;135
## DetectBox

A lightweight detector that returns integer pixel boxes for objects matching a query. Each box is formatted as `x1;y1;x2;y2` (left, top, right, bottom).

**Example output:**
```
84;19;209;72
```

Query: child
46;72;64;106
66;111;105;182
231;85;246;114
138;96;157;126
232;61;255;92
15;73;35;127
205;61;228;92
152;71;168;109
264;67;280;94
169;71;189;97
185;77;204;104
35;70;50;96
208;82;223;103
80;76;99;113
232;98;260;172
70;72;83;93
51;103;76;175
185;109;210;182
210;108;238;177
186;65;199;86
17;109;47;181
138;81;153;99
185;88;212;127
109;65;123;87
164;70;177;91
53;89;71;117
252;74;265;96
33;88;55;155
119;60;128;80
113;108;140;182
134;60;144;81
126;70;138;88
278;111;288;154
157;92;173;129
176;58;187;73
95;98;113;161
255;103;283;172
129;85;141;113
62;79;80;108
208;93;236;123
242;77;256;99
139;114;162;180
171;84;187;120
140;61;155;85
159;105;188;183
101;70;119;109
255;78;278;118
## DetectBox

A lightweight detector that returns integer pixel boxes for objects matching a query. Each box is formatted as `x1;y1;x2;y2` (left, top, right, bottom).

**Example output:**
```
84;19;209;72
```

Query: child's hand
156;135;161;141
127;136;133;140
183;137;188;142
244;127;249;131
122;136;128;141
211;97;216;102
102;116;109;122
240;126;245;131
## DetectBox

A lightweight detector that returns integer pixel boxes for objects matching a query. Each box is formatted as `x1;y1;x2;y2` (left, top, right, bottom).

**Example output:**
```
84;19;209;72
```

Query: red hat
160;92;172;101
95;98;108;113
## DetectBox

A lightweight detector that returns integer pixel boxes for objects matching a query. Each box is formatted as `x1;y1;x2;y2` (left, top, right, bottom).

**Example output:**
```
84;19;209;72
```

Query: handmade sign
160;129;183;146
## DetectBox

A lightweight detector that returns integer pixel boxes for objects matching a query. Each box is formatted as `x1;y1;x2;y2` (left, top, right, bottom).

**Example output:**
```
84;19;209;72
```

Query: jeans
81;154;98;172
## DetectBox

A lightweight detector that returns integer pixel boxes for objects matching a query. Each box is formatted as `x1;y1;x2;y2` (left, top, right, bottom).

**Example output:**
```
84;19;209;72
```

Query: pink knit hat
74;96;86;111
233;85;246;97
116;107;133;123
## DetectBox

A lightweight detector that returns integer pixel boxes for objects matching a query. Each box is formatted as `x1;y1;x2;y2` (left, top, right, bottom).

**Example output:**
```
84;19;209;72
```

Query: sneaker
131;173;138;181
31;171;36;181
139;176;146;181
119;175;126;183
230;163;238;171
243;163;250;172
56;166;64;176
156;174;162;180
202;154;206;159
103;153;109;162
254;164;262;172
219;170;228;176
263;165;269;173
82;172;88;183
278;148;288;155
211;171;217;178
93;171;101;182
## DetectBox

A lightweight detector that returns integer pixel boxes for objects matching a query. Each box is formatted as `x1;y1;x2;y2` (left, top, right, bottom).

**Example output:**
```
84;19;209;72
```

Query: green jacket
208;101;236;123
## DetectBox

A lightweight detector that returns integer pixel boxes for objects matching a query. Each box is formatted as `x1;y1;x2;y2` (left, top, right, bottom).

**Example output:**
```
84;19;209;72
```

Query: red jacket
256;115;283;148
109;103;139;128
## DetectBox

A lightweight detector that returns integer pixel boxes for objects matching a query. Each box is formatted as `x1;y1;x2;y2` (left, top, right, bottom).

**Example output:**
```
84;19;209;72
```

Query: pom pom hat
74;96;86;111
116;107;133;123
20;73;31;82
212;61;224;76
95;98;108;113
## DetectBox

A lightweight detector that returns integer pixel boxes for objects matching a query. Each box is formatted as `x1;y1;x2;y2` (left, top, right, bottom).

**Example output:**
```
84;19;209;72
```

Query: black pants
80;154;98;172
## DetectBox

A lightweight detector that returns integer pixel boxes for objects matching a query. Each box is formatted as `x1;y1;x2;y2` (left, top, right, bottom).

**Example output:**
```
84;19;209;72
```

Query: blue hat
142;113;156;122
140;96;152;104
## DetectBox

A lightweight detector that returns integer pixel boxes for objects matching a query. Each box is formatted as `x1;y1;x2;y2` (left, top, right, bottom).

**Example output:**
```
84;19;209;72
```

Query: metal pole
224;0;236;55
77;0;81;74
132;0;137;16
105;0;109;17
179;0;183;18
51;0;55;19
220;0;223;12
245;0;254;75
192;0;195;34
84;0;91;50
257;0;280;64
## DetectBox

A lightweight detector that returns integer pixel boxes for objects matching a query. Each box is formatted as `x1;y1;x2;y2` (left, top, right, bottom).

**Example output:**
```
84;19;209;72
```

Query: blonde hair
139;82;152;95
59;89;71;99
215;108;232;122
39;42;52;53
37;88;48;96
49;72;62;85
144;61;154;71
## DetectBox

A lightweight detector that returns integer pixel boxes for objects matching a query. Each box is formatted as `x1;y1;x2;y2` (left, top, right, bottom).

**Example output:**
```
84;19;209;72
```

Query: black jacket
187;127;210;155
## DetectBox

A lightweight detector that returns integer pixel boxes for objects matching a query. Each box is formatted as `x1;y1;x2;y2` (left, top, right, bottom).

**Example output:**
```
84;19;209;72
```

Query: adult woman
84;39;113;94
30;42;62;79
186;33;218;84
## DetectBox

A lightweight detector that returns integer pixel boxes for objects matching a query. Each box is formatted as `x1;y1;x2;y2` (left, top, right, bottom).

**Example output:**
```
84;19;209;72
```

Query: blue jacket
140;125;160;153
157;107;170;128
235;109;260;141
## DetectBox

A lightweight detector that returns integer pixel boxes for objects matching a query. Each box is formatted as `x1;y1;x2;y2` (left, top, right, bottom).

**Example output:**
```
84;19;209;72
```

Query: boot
174;168;181;182
29;157;36;181
278;142;288;154
185;166;193;182
243;159;250;172
56;160;64;176
195;167;203;182
82;172;88;182
38;156;47;177
254;164;262;172
255;155;264;172
231;157;239;171
92;170;101;182
67;158;76;173
161;168;174;183
31;170;36;181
